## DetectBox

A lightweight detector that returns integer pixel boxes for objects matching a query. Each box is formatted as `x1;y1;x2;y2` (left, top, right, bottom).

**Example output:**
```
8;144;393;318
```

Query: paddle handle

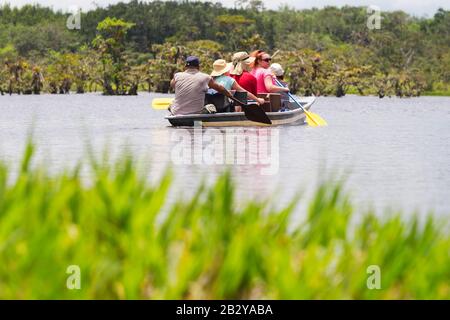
273;78;305;112
229;95;249;107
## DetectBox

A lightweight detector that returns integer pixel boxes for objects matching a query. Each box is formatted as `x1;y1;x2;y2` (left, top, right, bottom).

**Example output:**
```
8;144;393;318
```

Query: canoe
165;96;316;127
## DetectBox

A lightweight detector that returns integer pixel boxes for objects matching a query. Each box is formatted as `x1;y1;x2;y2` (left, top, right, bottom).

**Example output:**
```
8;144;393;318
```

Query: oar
229;96;272;125
152;97;174;110
274;78;327;127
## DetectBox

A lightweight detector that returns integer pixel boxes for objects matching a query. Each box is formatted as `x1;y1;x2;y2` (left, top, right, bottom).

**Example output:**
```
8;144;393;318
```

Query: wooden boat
165;96;316;127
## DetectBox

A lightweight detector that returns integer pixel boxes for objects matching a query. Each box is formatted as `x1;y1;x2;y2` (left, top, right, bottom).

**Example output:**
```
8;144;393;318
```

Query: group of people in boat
169;50;290;115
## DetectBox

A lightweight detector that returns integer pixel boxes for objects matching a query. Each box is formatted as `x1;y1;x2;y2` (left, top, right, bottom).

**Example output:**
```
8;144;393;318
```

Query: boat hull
165;96;316;127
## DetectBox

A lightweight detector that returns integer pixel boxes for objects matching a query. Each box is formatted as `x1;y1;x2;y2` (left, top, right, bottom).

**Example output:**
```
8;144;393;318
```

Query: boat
165;96;316;127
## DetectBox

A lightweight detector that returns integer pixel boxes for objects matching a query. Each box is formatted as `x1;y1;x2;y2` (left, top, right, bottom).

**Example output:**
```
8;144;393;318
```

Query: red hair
250;50;267;68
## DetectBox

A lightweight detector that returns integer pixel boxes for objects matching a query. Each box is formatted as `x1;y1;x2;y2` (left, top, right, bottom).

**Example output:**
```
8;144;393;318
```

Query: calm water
1;93;449;217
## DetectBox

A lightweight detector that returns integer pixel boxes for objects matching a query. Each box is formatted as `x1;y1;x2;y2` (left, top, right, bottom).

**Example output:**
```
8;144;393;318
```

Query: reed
0;141;448;299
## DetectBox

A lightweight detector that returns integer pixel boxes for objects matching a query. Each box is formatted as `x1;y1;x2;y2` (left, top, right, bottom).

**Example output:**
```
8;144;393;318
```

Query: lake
1;93;449;217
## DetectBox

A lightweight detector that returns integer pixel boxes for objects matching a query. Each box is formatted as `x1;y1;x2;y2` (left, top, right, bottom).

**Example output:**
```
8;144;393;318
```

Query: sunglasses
262;58;272;62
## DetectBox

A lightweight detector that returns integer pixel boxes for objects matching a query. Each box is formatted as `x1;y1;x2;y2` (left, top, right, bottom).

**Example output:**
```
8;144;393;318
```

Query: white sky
0;0;448;17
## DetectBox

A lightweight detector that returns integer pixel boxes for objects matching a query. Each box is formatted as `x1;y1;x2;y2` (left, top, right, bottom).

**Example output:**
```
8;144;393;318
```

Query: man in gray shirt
170;56;234;115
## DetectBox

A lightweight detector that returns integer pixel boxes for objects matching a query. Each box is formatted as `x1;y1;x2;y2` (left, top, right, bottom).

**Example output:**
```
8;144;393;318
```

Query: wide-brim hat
230;52;255;75
211;59;232;77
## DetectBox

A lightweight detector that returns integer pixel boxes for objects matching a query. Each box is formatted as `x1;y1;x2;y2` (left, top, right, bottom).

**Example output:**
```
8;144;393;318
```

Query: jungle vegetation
0;1;449;97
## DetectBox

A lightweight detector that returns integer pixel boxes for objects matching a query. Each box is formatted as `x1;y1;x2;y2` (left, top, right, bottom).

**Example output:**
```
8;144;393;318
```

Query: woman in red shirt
229;52;258;96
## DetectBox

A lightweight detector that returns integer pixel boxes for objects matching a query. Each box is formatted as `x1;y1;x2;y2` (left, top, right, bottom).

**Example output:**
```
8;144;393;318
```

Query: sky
0;0;448;17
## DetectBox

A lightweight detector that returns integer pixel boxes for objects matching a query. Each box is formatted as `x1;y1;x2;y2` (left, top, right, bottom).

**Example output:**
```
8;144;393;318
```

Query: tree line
0;1;449;97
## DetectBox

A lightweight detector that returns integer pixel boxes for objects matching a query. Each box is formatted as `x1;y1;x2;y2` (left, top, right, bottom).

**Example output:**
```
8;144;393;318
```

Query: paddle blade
305;111;327;127
230;96;272;125
152;98;174;110
242;104;272;125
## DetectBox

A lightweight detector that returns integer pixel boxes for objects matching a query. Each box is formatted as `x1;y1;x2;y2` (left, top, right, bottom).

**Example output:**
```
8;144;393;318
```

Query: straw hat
230;52;255;75
211;59;232;77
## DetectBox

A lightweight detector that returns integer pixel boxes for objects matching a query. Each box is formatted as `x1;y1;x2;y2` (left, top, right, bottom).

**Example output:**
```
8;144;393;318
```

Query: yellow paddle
274;78;327;127
291;94;327;127
152;97;174;110
297;100;327;127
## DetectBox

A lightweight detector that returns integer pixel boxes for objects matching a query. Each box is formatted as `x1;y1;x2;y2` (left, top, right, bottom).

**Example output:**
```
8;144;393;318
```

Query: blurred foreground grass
0;142;448;299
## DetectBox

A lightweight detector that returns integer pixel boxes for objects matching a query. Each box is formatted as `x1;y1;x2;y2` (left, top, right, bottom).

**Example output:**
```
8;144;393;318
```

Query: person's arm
264;75;289;93
232;81;265;105
170;78;176;89
208;79;233;99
